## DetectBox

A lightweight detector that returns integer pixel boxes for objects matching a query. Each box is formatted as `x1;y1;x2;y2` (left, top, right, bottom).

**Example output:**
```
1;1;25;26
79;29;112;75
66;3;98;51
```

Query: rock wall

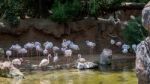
0;9;141;54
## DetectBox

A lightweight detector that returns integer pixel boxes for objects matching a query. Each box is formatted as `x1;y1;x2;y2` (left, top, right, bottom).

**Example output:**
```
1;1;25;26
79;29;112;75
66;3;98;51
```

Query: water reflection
0;55;137;84
11;78;22;84
0;69;137;84
40;79;51;84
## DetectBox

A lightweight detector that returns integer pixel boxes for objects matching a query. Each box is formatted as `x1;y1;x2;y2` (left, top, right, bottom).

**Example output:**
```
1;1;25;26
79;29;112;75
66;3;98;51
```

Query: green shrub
50;0;81;22
122;17;148;45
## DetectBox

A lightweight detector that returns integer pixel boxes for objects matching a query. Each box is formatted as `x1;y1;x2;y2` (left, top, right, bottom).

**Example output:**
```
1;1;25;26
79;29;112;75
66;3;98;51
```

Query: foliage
0;0;23;26
122;17;148;45
50;0;81;22
0;0;149;24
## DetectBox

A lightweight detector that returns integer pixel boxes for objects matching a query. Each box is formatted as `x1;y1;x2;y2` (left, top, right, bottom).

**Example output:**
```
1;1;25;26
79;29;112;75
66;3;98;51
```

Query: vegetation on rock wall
122;17;148;45
0;0;149;25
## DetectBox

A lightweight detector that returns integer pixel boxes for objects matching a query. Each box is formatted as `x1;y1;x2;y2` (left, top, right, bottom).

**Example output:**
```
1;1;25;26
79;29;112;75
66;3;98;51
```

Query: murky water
0;69;137;84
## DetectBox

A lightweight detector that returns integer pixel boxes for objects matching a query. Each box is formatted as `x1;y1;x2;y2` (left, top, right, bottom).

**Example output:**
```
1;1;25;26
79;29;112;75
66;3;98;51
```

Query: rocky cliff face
0;9;141;53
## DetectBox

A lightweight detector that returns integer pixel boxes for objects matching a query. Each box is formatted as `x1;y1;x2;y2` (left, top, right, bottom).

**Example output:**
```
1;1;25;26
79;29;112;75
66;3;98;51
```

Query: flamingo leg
36;51;38;64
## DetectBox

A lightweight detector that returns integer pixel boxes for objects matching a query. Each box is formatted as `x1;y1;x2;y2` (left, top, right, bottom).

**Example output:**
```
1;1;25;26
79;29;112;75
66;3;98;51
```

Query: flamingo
10;44;21;58
18;48;27;58
132;44;137;53
35;45;43;63
24;42;35;55
24;42;35;60
64;49;72;64
43;41;53;52
12;58;23;66
122;44;130;54
43;49;48;57
61;39;71;48
6;50;12;61
69;42;80;60
116;41;122;46
77;54;86;63
10;45;16;57
34;42;41;47
69;42;80;51
1;61;12;70
77;54;86;69
52;46;60;54
15;44;22;58
39;54;51;70
85;40;96;56
53;53;59;68
110;39;115;45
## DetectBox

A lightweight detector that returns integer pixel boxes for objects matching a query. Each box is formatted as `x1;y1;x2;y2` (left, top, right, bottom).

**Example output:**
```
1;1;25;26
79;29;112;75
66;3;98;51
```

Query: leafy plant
122;17;148;45
50;0;81;22
0;0;23;26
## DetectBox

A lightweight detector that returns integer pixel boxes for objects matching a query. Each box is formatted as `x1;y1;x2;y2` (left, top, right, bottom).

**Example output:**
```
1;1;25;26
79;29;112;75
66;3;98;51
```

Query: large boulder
136;37;150;84
99;48;112;65
142;1;150;31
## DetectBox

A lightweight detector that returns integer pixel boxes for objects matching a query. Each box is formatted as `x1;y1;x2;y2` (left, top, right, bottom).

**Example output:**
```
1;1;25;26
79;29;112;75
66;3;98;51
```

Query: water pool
0;69;137;84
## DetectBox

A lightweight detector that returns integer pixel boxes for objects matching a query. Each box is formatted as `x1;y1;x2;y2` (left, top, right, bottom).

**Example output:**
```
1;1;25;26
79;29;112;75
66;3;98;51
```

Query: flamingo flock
0;38;137;70
110;39;137;54
1;39;96;70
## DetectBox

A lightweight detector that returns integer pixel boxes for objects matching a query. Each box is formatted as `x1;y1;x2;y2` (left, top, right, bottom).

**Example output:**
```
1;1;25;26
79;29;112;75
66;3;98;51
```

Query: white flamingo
132;44;137;53
122;44;130;54
35;45;43;63
116;41;122;46
39;54;51;70
1;61;12;69
43;41;53;54
52;46;59;54
110;39;115;45
24;42;35;56
43;49;48;56
6;50;12;61
77;54;86;63
86;40;96;56
10;44;21;58
12;58;23;66
69;42;80;51
62;39;71;48
18;48;27;58
53;53;59;67
77;54;86;69
34;42;41;47
64;49;72;64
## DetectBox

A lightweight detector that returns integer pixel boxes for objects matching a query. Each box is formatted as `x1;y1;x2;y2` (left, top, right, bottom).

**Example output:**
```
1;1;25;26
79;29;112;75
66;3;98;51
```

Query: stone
142;1;150;32
76;62;98;70
99;48;112;65
136;37;150;84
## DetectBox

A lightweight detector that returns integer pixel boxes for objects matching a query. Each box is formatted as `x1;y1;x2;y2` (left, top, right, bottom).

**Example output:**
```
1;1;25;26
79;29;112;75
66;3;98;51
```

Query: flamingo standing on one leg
35;45;43;63
64;49;72;66
43;41;53;54
39;54;51;70
85;41;96;56
52;46;59;55
18;48;27;58
24;42;35;61
53;53;59;68
14;44;22;58
6;50;12;61
69;42;80;61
